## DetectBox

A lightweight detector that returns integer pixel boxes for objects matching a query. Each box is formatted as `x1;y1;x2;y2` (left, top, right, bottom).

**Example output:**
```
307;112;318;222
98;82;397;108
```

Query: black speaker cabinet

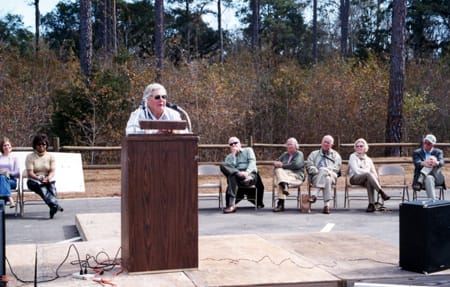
399;200;450;274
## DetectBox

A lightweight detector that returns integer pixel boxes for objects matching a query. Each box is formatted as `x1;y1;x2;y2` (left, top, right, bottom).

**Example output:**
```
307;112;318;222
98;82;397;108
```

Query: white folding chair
378;165;409;202
12;176;20;216
198;164;223;209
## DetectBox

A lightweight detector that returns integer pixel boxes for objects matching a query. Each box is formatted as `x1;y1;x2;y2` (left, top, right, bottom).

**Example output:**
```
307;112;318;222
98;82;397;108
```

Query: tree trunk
340;0;350;57
155;0;164;80
186;0;191;61
34;0;40;53
312;0;317;63
251;0;259;50
80;0;93;77
385;0;406;156
218;0;224;63
97;0;107;50
96;0;117;56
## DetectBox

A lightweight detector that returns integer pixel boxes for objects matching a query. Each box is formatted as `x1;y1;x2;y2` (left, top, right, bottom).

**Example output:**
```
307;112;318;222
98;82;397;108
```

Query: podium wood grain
121;134;199;273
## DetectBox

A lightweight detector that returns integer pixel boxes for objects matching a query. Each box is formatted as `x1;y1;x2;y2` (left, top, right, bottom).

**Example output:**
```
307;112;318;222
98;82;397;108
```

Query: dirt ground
58;158;448;199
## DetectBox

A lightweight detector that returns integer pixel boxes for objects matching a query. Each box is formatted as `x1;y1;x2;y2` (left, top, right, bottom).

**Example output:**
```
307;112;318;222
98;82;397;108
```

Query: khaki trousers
310;167;337;202
274;168;302;200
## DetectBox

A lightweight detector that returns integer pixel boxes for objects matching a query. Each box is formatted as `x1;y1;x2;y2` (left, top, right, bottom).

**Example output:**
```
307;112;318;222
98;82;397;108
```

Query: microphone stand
166;102;192;133
177;106;192;133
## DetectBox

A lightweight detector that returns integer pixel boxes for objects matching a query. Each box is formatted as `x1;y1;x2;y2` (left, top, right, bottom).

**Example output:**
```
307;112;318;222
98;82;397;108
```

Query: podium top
139;120;187;130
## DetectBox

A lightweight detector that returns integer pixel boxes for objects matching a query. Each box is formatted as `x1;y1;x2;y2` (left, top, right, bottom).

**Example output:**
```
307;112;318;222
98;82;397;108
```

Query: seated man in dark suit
412;134;446;200
220;137;264;213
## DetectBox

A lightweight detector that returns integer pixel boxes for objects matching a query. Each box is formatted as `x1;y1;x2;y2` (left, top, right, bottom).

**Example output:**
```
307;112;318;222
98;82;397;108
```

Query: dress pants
350;172;382;204
420;167;445;200
274;168;302;200
220;163;256;207
311;167;337;202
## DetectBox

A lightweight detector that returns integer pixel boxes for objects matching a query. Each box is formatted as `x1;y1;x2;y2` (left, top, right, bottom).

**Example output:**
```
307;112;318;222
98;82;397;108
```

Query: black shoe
322;206;330;214
49;206;58;219
273;199;285;212
308;195;317;203
273;206;285;212
379;191;391;201
280;183;290;196
366;203;376;212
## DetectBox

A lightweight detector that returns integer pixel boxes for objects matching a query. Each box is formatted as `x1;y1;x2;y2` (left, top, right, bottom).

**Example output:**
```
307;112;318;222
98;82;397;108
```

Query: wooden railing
12;137;450;169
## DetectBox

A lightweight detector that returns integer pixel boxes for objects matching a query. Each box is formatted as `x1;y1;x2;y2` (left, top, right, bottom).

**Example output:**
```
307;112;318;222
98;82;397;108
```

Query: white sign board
12;151;85;193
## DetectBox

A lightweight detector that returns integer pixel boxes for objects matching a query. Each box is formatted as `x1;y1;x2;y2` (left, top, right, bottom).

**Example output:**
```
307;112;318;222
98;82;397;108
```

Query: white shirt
125;106;185;135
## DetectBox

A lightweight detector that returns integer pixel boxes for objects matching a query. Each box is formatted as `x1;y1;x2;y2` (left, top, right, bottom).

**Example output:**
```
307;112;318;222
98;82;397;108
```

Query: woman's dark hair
32;134;49;150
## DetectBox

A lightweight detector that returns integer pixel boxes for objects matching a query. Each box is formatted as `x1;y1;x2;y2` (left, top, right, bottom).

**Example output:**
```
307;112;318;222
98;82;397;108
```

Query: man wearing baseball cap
412;134;446;200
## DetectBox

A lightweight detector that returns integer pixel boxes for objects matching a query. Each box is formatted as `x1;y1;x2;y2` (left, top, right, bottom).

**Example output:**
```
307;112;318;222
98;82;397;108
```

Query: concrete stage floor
4;211;450;287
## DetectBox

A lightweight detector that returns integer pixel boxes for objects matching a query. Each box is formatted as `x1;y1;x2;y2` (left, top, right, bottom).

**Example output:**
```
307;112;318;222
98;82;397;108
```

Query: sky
1;0;59;30
0;0;240;32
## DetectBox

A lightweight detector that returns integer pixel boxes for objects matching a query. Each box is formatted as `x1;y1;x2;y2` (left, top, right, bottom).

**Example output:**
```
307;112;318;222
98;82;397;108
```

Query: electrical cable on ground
5;243;122;285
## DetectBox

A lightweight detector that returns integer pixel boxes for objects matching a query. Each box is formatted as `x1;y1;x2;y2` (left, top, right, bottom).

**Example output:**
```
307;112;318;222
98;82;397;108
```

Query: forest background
0;0;449;165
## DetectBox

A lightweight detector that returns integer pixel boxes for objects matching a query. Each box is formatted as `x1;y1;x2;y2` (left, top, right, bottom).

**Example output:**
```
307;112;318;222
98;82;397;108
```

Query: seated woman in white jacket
348;138;390;212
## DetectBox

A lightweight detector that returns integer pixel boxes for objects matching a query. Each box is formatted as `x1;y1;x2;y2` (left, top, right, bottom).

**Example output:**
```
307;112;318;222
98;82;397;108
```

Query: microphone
166;102;179;111
166;102;192;133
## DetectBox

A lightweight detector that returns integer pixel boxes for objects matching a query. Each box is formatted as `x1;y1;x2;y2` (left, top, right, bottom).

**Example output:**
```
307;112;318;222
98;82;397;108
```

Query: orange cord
93;277;117;286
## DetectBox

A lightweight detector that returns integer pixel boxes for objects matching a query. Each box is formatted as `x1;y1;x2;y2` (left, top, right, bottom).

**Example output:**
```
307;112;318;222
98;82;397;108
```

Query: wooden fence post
53;137;60;152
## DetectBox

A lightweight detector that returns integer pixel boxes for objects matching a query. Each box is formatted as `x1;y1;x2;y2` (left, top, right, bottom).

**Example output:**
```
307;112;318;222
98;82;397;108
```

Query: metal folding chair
271;168;302;209
307;178;338;208
343;172;367;208
198;164;223;209
378;165;409;202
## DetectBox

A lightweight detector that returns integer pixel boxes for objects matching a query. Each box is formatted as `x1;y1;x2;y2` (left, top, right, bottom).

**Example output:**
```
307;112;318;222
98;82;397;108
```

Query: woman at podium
126;83;185;135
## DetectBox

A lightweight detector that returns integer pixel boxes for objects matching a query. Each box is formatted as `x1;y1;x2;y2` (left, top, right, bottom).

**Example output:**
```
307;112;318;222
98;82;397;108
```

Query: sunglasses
356;145;364;148
153;95;167;100
229;142;239;146
37;143;47;147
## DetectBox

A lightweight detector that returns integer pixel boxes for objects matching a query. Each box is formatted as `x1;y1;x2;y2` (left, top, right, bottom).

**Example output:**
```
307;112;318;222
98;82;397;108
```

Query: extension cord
72;272;95;280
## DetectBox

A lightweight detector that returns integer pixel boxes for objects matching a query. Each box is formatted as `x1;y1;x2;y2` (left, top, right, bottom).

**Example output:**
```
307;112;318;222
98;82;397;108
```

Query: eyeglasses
229;142;239;146
153;95;167;100
37;143;47;147
356;145;364;148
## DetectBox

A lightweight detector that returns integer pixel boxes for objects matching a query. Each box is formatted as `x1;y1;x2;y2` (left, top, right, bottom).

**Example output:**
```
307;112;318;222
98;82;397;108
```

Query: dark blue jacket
412;147;446;189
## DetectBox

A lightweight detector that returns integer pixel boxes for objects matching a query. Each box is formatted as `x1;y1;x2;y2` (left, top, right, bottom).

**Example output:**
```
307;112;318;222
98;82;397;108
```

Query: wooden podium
121;134;199;273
